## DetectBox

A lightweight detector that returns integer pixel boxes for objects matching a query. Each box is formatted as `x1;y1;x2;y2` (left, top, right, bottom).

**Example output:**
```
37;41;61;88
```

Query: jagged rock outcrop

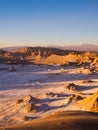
0;47;98;66
15;47;72;57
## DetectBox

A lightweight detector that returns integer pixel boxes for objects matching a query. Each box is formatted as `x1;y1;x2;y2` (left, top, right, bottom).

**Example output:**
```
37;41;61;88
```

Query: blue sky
0;0;98;47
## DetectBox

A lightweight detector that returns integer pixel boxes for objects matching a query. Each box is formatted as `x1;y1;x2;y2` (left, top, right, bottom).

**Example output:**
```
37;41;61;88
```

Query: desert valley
0;47;98;130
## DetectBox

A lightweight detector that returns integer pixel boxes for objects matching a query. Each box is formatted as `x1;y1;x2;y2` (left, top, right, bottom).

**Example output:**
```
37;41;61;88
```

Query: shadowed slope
3;111;98;130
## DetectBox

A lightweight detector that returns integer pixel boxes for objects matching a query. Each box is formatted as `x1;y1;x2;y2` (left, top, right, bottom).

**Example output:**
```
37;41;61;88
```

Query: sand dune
2;111;98;130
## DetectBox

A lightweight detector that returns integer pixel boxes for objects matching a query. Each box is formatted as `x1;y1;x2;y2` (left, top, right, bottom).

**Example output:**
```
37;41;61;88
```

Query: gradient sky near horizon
0;0;98;47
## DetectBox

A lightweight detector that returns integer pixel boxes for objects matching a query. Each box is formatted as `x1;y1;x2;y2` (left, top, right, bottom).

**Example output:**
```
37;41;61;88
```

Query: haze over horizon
0;0;98;47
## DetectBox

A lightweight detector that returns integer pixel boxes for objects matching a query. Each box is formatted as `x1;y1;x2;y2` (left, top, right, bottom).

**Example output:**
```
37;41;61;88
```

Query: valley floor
0;64;98;128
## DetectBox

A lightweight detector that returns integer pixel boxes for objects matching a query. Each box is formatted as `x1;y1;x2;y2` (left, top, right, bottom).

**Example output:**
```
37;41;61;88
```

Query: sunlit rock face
0;47;98;66
79;91;98;112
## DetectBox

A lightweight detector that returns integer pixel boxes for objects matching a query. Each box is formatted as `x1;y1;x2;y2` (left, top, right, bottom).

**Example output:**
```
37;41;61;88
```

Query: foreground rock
15;95;37;113
79;91;98;112
16;95;36;104
23;95;36;103
8;65;16;72
65;83;78;91
82;79;94;84
16;99;23;104
67;94;84;103
24;103;36;113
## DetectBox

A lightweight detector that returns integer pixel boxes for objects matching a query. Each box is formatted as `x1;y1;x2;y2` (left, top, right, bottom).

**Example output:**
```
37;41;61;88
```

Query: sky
0;0;98;47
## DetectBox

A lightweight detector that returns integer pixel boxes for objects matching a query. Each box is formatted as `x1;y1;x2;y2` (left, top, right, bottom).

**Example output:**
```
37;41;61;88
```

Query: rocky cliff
0;47;98;66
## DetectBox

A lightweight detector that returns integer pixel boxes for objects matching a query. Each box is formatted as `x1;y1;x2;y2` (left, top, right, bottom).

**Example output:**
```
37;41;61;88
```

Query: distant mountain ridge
52;44;98;52
2;44;98;52
66;44;98;51
2;46;27;52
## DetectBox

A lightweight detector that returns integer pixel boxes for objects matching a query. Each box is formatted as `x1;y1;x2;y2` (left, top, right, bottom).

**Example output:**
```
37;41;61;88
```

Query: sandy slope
2;111;98;130
0;64;98;128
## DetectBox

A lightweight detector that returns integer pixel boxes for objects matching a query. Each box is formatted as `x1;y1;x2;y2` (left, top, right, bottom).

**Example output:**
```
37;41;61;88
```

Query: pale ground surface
0;64;98;127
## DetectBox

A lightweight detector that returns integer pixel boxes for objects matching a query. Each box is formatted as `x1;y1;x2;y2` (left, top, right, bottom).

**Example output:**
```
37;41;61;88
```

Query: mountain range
0;46;98;66
51;44;98;52
1;44;98;52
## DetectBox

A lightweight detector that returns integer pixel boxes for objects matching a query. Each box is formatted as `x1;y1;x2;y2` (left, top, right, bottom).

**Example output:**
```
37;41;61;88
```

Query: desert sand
2;111;98;130
0;64;98;129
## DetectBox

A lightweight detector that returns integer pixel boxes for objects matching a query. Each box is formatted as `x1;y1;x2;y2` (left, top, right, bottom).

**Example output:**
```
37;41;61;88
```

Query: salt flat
0;64;98;127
